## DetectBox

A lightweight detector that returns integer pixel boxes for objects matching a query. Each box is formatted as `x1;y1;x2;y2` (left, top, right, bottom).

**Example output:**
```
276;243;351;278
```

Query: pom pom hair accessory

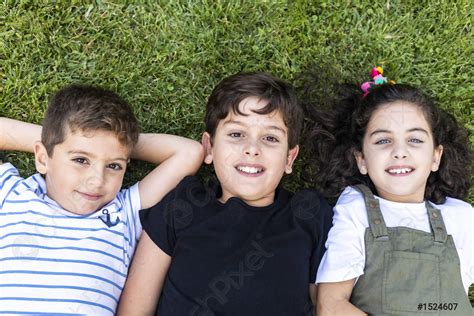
360;66;395;97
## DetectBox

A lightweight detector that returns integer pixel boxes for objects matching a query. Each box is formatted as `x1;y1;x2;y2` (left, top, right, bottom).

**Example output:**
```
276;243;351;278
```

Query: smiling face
202;97;299;207
34;128;130;215
355;101;443;203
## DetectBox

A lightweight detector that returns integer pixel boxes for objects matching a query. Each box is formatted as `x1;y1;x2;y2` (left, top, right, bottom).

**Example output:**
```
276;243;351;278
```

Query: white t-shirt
0;163;142;315
316;186;474;293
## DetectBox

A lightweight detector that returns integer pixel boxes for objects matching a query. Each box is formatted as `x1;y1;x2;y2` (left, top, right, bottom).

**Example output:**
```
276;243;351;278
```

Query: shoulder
139;176;209;229
157;175;217;211
331;186;371;228
144;175;205;207
334;186;366;216
178;175;215;203
0;162;19;178
116;182;140;202
165;175;205;198
0;163;27;195
290;188;332;215
114;182;142;222
433;197;472;226
336;186;365;206
0;164;51;209
434;197;473;230
176;174;199;189
435;197;472;212
289;188;333;235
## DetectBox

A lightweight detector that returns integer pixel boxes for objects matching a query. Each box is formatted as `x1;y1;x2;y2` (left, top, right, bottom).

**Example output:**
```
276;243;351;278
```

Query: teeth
388;168;412;174
237;166;262;174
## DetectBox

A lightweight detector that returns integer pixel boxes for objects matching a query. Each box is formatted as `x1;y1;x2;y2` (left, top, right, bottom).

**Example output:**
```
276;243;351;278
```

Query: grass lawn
1;0;473;305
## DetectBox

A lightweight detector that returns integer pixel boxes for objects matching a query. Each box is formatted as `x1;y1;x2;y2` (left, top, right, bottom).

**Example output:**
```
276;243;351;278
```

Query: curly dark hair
305;83;472;204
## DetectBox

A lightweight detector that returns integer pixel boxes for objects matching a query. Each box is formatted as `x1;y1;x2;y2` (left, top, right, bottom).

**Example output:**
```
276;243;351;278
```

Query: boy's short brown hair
41;84;139;156
204;72;302;149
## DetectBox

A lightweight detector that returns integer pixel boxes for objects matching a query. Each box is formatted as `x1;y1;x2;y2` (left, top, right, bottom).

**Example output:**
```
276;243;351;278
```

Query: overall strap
425;201;448;243
353;185;388;239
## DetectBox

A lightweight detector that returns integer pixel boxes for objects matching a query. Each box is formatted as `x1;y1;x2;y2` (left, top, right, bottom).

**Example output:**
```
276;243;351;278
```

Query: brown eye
72;158;88;164
108;163;123;171
264;136;279;142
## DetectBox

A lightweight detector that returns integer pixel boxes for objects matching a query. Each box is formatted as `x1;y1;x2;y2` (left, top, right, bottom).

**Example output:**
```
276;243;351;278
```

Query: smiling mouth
78;192;102;201
235;165;264;175
386;167;413;175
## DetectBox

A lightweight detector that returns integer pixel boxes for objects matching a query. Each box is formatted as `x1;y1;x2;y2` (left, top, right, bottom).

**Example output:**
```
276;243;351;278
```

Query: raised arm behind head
1;84;203;213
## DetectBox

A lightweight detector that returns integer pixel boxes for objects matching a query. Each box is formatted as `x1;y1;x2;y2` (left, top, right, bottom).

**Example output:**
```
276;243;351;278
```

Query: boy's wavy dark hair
205;72;302;149
305;83;472;204
42;84;139;156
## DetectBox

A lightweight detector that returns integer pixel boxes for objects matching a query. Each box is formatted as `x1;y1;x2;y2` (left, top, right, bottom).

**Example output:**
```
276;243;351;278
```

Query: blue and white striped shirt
0;163;142;315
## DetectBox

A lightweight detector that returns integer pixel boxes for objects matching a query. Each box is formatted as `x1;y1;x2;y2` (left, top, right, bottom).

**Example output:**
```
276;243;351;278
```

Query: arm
0;117;204;208
317;280;367;316
315;188;370;315
309;284;318;316
0;117;41;153
117;232;171;315
133;133;203;209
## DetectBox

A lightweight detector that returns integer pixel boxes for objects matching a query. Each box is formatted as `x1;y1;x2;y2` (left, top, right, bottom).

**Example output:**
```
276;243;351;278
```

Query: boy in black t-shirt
118;72;333;316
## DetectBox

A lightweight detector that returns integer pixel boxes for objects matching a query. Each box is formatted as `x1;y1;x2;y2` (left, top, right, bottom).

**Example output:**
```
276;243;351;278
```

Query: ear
34;141;49;174
354;151;368;175
431;145;443;172
201;132;214;165
284;145;299;174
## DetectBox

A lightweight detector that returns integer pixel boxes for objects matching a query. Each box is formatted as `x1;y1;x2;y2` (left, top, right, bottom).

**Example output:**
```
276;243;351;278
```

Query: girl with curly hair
307;67;473;315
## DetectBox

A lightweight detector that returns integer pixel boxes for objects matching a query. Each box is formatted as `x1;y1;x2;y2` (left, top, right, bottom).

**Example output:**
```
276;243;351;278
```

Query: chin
73;204;102;215
239;188;265;197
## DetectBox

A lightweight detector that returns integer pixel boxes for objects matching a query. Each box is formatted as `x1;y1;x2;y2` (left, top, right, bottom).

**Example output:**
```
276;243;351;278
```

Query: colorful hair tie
361;66;395;96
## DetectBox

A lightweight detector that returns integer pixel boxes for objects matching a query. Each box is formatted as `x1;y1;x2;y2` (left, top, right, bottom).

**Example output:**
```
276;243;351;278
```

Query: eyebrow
67;150;129;162
369;128;430;137
223;120;287;134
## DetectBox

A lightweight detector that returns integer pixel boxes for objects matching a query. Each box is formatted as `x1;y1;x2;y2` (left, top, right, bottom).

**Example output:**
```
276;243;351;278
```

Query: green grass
1;0;473;304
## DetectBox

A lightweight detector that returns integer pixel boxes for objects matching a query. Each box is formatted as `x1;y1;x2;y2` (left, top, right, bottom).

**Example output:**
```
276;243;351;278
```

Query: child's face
355;101;443;203
202;97;299;207
34;128;130;215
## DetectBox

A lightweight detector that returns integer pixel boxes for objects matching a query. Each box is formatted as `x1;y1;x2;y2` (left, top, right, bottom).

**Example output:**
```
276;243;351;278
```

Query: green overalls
349;185;473;315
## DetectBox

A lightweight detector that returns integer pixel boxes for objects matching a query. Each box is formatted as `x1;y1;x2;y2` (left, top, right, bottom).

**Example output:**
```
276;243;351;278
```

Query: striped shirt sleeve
0;163;22;208
116;182;142;260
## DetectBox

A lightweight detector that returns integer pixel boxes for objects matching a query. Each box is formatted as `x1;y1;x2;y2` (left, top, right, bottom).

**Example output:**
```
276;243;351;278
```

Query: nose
244;139;260;157
85;163;105;190
392;143;408;159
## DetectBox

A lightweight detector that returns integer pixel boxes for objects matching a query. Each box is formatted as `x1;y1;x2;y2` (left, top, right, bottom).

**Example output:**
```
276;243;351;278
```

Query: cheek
49;163;73;183
108;173;125;191
281;155;291;167
215;149;239;167
363;146;385;163
270;154;291;172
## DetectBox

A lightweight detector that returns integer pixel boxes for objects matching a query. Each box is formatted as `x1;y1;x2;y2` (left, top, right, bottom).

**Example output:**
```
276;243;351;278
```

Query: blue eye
409;138;423;144
375;139;390;145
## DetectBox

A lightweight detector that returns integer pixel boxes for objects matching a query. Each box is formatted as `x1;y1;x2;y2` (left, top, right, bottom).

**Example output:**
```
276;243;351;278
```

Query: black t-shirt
140;176;333;316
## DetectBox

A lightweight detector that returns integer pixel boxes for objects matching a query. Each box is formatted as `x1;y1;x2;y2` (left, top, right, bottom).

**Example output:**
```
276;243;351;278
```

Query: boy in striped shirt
0;84;203;315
